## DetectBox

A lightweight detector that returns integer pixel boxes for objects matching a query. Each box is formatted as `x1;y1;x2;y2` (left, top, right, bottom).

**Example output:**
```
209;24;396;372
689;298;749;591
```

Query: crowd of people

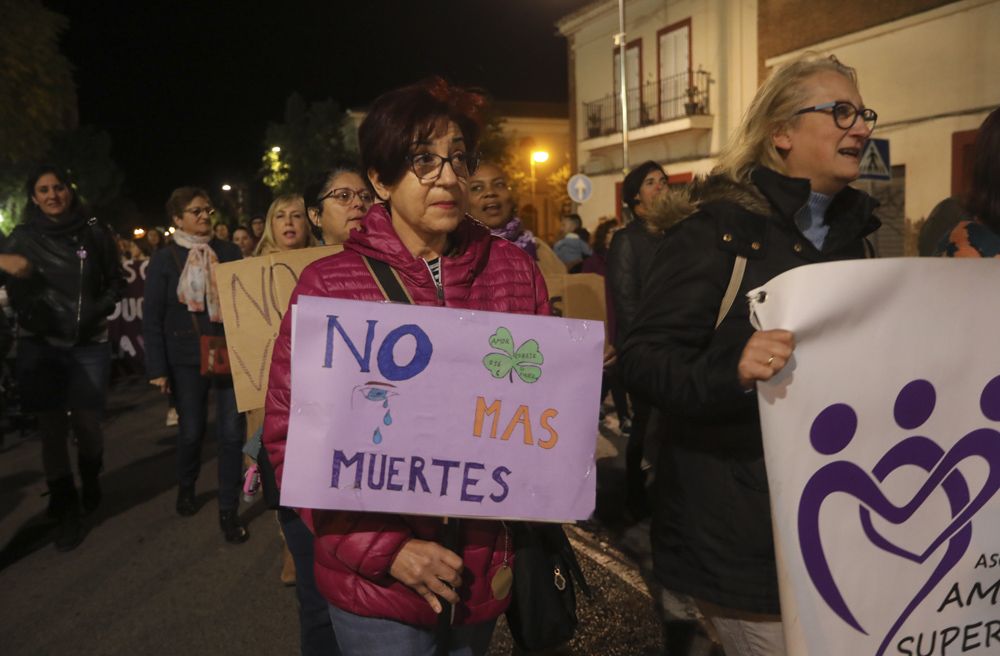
3;53;999;656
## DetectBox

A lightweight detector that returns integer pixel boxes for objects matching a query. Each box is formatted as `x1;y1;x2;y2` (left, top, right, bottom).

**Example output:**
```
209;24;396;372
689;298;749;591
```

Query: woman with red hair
263;78;549;655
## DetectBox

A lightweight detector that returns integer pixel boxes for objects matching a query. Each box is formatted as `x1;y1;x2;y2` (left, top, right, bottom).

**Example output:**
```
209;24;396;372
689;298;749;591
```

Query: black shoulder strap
363;256;413;304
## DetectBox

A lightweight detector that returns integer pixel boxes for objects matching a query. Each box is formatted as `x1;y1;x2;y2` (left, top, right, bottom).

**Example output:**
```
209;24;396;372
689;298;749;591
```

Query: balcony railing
583;69;711;139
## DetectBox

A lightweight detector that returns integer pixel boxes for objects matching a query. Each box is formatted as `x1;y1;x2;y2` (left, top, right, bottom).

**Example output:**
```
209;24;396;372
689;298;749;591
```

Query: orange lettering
538;408;559;449
501;405;533;445
473;397;502;438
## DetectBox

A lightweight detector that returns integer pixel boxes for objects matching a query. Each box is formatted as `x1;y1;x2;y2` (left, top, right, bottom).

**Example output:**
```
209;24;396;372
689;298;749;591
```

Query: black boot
78;454;103;515
176;485;198;517
47;476;84;552
219;510;249;544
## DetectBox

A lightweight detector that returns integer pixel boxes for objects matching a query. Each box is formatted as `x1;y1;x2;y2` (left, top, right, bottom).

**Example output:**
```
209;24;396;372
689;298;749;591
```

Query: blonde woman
621;54;880;655
254;194;318;256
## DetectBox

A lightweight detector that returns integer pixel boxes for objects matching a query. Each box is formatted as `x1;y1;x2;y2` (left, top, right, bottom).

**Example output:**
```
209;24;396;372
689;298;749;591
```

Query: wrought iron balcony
582;70;711;139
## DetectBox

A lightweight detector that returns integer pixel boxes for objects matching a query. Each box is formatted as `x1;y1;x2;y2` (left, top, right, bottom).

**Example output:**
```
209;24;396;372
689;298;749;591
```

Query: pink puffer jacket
262;204;550;627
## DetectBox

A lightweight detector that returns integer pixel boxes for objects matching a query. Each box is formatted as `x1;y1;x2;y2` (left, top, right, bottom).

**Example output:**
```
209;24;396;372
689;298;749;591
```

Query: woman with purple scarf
467;162;564;273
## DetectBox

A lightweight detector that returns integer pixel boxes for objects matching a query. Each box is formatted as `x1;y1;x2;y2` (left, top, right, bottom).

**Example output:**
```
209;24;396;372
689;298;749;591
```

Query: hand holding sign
389;540;463;614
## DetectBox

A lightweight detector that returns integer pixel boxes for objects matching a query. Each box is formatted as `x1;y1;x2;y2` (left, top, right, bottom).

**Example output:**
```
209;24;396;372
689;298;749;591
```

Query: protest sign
751;258;1000;656
108;258;148;374
281;295;605;522
544;272;606;325
217;245;341;411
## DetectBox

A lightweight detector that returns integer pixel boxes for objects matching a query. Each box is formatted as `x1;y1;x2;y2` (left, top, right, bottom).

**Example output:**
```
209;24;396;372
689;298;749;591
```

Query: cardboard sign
751;259;1000;656
281;295;605;522
217;245;341;411
535;240;567;278
544;272;606;324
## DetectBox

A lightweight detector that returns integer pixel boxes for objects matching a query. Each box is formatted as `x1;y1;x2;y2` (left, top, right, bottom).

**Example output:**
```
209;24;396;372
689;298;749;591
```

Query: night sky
48;0;589;219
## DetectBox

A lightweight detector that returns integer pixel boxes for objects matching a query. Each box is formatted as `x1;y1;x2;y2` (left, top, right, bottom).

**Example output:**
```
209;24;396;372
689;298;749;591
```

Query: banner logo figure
798;376;1000;655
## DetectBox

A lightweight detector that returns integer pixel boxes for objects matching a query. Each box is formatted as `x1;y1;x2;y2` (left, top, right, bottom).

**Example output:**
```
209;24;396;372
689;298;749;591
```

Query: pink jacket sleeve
261;263;413;580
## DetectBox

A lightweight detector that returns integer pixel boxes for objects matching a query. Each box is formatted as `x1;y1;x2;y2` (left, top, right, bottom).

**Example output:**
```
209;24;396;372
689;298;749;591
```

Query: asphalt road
0;382;717;655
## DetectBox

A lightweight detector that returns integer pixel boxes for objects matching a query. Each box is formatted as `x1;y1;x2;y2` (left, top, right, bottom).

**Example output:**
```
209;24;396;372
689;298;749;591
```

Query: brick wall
758;0;958;79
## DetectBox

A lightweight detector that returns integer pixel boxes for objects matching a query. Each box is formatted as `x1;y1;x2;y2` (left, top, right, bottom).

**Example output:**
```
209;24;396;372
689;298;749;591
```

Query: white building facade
766;0;1000;254
557;0;759;229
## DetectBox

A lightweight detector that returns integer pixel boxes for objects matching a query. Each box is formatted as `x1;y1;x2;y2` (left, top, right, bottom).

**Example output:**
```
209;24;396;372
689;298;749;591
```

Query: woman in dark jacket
936;106;1000;257
263;78;549;655
1;164;125;551
621;55;880;655
142;186;248;543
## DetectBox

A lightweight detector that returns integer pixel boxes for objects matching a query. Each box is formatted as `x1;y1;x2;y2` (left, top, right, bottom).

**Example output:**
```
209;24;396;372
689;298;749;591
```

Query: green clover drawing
482;327;544;384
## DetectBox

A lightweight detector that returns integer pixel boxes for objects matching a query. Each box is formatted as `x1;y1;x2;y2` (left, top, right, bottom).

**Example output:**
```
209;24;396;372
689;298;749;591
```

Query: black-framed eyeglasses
319;188;374;206
794;101;877;131
468;179;509;196
184;206;215;218
407;151;479;181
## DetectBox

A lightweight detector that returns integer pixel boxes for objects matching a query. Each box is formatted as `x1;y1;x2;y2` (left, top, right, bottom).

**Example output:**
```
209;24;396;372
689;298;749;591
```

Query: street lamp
271;146;281;153
221;184;232;192
529;150;550;196
529;150;550;220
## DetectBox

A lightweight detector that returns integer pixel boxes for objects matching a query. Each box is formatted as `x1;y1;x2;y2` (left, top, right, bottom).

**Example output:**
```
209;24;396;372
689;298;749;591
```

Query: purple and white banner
281;295;604;522
752;259;1000;656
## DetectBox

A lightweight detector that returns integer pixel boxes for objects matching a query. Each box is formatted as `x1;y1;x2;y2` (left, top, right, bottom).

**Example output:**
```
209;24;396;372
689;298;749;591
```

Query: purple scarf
490;216;537;260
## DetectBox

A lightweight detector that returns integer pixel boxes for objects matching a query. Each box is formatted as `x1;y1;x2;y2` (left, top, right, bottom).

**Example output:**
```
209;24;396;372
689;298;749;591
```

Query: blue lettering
408;456;430;493
431;459;460;496
367;453;387;490
490;466;511;503
386;456;405;491
331;450;364;488
461;462;486;503
324;316;377;371
376;324;433;381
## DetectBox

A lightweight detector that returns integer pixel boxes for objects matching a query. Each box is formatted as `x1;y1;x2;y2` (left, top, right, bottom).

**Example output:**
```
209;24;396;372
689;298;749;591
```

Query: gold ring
766;355;775;366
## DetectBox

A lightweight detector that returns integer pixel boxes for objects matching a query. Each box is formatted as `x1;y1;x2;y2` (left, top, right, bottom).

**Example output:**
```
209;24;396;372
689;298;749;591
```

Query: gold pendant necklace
491;521;513;600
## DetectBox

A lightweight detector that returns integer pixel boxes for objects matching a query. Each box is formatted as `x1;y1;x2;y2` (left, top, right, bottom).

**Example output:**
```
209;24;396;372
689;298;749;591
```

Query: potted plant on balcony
640;104;655;127
586;110;602;138
684;85;702;116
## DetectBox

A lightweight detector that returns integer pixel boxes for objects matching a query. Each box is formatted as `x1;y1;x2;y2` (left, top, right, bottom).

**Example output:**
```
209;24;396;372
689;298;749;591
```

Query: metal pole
617;0;629;177
530;158;537;208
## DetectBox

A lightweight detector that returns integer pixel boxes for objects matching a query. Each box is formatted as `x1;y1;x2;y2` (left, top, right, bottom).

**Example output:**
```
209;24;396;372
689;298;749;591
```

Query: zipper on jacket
75;248;86;339
425;257;445;305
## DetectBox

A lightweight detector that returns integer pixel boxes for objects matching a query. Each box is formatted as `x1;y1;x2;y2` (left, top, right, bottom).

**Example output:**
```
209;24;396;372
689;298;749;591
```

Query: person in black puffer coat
621;55;880;655
1;164;125;552
607;160;668;520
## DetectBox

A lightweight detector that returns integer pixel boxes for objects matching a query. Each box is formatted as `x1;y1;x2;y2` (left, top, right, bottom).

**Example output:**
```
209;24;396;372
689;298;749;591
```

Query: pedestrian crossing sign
858;138;891;181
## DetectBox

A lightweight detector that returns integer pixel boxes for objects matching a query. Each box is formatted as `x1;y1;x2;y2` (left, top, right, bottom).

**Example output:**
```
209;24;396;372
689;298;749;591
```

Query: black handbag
505;522;591;652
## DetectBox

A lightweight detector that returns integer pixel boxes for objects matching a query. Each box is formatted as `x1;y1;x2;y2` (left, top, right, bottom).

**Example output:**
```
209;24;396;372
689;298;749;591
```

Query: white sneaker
166;407;179;427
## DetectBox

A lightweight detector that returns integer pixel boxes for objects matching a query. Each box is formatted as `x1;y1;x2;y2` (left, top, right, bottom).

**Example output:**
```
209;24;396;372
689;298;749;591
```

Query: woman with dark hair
466;161;565;276
303;162;374;246
231;225;255;257
263;77;549;655
142;186;248;544
145;227;165;252
0;164;125;551
936;107;1000;257
621;55;880;654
